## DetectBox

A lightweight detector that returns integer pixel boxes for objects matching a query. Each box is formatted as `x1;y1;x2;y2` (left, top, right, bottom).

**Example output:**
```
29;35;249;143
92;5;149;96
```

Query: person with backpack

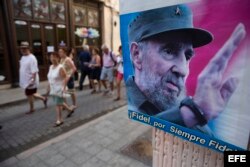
100;44;117;96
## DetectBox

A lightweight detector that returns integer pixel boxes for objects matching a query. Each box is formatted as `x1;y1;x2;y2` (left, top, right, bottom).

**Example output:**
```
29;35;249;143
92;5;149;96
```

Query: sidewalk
0;80;127;162
0;106;151;167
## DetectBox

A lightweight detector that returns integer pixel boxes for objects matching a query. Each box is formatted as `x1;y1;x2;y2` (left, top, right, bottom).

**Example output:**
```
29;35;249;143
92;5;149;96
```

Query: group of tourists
78;44;124;100
18;41;123;127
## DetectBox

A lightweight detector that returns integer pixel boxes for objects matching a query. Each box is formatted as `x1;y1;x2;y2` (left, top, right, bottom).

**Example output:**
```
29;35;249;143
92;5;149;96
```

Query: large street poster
120;0;250;152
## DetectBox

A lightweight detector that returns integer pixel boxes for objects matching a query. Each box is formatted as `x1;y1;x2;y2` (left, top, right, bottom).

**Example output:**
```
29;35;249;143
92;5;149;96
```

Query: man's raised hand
194;23;246;121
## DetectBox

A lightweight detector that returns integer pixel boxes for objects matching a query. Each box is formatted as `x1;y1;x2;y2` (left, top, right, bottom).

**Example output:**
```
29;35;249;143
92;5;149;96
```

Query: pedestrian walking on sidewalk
78;45;91;90
59;47;77;109
114;46;124;101
68;48;79;81
47;52;75;127
100;44;117;96
19;41;47;114
89;47;102;93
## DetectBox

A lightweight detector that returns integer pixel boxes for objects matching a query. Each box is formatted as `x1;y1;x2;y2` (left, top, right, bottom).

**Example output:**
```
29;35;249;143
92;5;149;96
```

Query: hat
128;4;213;48
20;41;30;48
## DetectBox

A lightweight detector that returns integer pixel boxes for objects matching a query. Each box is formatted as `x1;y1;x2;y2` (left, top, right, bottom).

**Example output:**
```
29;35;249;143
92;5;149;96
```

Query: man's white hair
82;44;89;51
101;44;109;50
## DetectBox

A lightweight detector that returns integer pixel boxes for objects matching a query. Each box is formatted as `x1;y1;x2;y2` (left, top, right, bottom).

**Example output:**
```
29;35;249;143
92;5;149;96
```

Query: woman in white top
47;52;74;127
114;46;124;101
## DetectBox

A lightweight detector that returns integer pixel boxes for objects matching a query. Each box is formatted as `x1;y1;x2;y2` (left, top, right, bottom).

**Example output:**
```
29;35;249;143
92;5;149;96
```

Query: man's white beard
139;68;186;111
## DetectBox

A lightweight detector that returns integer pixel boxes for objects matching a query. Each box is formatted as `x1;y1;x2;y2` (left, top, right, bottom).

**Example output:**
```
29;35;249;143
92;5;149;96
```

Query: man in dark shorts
19;41;47;114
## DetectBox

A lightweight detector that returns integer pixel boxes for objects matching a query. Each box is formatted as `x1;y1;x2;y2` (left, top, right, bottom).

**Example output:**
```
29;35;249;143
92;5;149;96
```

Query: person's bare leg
88;75;92;89
63;102;75;118
71;93;77;108
114;78;121;101
54;105;64;126
110;81;114;91
33;93;45;101
33;93;47;108
27;95;34;113
58;105;63;122
102;80;107;89
90;79;96;93
56;105;63;122
62;102;72;111
98;80;101;92
117;79;121;98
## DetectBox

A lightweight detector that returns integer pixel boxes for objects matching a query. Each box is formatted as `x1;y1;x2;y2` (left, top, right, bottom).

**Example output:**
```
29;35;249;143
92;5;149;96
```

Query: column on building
100;0;121;53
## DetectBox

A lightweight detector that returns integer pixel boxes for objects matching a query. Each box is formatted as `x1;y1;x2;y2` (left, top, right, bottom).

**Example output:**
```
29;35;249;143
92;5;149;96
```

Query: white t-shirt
19;54;39;89
117;56;124;74
47;64;64;96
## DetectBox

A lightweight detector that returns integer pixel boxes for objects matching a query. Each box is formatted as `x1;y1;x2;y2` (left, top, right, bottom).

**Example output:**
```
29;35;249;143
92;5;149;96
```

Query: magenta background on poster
186;0;250;95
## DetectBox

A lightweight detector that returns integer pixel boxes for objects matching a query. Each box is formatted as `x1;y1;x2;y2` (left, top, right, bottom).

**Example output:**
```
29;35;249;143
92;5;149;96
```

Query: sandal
25;110;35;115
66;109;75;118
90;90;96;94
53;121;63;127
114;97;120;101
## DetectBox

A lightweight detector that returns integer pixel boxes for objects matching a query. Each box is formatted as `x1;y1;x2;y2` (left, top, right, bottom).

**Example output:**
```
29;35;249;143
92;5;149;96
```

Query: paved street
0;106;151;167
0;82;127;162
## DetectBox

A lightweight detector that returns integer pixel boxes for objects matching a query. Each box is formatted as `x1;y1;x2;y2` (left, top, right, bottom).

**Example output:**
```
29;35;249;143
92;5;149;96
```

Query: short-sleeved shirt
116;56;123;74
19;54;39;89
103;51;117;67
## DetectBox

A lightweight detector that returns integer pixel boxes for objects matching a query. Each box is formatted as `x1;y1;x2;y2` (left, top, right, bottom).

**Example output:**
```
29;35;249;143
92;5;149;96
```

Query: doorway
30;23;56;80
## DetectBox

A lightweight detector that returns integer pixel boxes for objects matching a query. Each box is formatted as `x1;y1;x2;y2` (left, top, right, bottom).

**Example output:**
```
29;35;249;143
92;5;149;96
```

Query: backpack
110;51;117;67
110;51;118;76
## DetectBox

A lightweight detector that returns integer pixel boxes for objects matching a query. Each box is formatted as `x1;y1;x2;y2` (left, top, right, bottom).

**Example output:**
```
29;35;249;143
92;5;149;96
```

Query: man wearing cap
127;4;246;130
19;41;47;114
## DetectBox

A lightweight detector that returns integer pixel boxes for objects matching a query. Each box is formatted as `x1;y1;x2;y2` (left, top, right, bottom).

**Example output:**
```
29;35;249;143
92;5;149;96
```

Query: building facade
0;0;120;87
